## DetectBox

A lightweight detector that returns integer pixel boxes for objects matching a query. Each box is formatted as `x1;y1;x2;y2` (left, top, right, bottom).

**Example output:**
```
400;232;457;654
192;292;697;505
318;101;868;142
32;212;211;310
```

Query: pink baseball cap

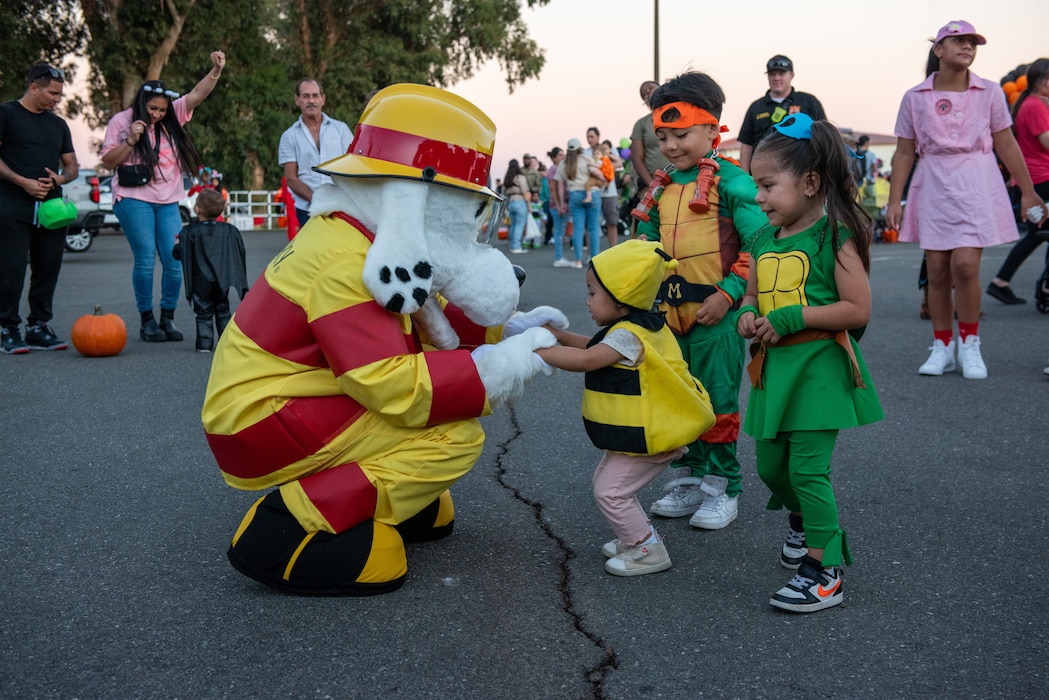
934;20;986;45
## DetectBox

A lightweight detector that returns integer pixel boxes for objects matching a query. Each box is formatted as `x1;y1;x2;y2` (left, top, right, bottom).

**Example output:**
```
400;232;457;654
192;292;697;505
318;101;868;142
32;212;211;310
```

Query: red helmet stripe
350;123;492;185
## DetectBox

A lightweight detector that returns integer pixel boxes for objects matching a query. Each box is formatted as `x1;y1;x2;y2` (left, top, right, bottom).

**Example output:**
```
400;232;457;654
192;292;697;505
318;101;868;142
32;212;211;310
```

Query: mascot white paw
471;326;557;408
503;305;570;338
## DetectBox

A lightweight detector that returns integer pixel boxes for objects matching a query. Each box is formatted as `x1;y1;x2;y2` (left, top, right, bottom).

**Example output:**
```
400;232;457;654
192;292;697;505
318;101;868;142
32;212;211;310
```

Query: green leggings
755;429;852;567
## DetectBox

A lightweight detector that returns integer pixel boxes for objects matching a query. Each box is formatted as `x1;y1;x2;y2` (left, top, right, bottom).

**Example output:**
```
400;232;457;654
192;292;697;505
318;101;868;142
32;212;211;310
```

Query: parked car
62;169;112;253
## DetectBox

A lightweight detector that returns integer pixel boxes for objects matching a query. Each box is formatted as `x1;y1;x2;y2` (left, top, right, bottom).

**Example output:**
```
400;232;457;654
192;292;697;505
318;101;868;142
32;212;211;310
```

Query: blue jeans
569;189;601;259
550;206;569;261
507;198;528;251
114;198;183;312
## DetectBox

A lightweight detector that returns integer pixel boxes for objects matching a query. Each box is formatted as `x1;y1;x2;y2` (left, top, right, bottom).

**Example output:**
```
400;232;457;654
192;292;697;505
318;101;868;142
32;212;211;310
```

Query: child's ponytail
810;121;873;273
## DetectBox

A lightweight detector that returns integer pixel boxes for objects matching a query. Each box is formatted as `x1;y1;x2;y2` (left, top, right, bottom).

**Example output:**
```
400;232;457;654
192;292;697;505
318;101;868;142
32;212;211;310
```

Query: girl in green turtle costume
737;113;884;613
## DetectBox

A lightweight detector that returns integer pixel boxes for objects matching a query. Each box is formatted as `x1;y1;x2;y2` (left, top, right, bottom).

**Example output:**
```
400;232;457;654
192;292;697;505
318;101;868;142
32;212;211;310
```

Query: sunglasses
29;66;65;82
143;84;180;99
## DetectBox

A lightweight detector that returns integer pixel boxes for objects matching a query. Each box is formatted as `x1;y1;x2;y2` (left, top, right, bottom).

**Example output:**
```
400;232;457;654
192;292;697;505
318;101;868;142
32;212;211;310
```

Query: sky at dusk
66;0;1048;184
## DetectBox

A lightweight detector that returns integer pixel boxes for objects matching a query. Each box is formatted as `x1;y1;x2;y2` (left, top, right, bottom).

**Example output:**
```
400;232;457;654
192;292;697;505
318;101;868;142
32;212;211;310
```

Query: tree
0;0;87;102
77;0;549;189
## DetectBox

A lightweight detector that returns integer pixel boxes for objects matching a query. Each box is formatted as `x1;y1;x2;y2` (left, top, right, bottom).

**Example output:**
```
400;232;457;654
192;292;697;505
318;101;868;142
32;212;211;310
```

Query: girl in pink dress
886;20;1047;380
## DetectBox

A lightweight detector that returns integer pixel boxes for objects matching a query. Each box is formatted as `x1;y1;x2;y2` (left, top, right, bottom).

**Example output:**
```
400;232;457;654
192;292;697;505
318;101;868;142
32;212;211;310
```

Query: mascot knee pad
395;489;455;543
228;491;408;596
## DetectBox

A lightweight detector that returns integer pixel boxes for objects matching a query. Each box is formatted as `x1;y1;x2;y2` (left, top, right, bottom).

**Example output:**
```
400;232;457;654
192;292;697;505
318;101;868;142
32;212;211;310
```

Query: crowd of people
3;18;1048;614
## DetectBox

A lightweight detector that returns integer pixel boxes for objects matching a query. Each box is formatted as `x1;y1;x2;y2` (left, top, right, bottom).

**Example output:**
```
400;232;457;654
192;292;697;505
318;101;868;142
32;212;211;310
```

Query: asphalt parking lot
2;227;1047;699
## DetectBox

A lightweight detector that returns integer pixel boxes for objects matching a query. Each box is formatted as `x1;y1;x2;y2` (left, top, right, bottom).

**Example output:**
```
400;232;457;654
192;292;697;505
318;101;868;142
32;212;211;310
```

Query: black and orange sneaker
770;555;843;613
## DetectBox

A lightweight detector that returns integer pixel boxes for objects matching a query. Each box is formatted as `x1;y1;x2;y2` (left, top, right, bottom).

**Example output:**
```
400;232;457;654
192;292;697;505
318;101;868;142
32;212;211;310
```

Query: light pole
653;0;660;82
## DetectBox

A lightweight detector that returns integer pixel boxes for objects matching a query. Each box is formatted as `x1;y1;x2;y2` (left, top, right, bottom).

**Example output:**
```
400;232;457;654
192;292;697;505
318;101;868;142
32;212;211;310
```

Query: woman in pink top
101;50;225;342
886;21;1046;380
987;59;1049;305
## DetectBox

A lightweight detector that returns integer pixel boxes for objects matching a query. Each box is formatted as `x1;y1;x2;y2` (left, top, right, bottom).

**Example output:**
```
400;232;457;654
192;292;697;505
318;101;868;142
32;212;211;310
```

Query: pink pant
592;447;688;545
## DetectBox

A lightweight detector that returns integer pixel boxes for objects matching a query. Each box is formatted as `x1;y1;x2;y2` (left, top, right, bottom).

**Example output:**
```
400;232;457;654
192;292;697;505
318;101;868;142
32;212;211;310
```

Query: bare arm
536;341;625;373
283;161;313;203
630;136;653;187
739;144;754;174
885;138;916;231
184;51;226;112
47;152;78;186
993;127;1048;222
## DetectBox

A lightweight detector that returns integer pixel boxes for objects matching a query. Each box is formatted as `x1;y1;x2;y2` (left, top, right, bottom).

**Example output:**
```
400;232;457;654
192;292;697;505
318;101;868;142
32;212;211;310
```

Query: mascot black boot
228;490;408;596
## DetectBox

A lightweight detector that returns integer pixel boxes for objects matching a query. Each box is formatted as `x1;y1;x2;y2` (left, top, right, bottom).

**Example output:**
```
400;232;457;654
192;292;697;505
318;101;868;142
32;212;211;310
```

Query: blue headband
772;113;813;139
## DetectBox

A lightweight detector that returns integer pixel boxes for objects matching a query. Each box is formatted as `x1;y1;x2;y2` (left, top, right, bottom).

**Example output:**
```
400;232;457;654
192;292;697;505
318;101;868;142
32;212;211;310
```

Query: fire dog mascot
202;84;567;595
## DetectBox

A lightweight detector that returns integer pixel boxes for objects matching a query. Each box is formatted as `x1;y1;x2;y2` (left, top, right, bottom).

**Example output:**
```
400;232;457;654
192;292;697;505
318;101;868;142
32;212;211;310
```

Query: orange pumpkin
71;305;127;357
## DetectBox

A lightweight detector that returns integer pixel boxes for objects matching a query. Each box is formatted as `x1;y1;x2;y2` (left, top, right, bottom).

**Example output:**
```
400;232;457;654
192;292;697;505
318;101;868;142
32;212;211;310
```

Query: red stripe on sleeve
442;303;490;349
425;349;487;425
235;274;326;367
311;302;412;376
208;395;366;480
299;462;378;533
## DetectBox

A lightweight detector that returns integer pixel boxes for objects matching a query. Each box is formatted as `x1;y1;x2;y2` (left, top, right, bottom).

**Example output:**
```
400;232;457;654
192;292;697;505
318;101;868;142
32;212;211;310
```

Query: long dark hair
753;119;872;273
129;80;203;180
1012;58;1049;121
503;159;523;192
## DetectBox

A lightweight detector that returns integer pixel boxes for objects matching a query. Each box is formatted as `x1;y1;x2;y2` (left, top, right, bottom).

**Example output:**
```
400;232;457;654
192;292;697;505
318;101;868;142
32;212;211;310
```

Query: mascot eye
422;166;437;182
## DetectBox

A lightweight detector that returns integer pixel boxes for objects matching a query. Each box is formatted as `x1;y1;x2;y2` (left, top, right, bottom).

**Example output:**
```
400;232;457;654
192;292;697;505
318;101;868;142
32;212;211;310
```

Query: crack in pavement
490;406;618;700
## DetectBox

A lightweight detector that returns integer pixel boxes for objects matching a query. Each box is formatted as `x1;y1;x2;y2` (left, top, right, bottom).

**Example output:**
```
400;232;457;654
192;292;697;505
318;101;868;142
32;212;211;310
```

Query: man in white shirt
278;79;352;226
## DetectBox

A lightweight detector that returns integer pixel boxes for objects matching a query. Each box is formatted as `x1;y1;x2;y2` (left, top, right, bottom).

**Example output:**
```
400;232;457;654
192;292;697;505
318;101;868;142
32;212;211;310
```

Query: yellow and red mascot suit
202;85;565;595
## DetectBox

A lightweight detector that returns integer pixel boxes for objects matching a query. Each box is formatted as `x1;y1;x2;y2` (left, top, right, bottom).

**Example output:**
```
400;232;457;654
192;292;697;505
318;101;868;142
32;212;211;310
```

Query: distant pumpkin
71;305;127;357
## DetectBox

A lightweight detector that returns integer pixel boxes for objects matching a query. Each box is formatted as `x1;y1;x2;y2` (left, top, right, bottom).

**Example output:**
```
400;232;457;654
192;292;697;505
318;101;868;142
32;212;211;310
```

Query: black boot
140;310;166;342
196;316;215;353
159;308;183;341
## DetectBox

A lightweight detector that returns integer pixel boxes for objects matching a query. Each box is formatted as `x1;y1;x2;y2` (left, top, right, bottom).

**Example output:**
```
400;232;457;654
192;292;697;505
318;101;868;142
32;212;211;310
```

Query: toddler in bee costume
633;72;768;529
538;240;715;576
201;85;561;596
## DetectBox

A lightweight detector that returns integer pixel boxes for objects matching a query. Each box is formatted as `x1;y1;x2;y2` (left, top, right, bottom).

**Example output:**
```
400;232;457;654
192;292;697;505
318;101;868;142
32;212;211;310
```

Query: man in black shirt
0;64;79;354
737;55;826;173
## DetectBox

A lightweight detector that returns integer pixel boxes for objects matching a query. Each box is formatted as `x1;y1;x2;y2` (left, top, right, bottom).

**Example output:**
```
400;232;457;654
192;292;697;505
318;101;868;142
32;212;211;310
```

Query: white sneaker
688;474;738;529
957;335;987;380
552;258;574;268
650;468;706;517
604;540;671;576
918;339;955;376
601;539;625;559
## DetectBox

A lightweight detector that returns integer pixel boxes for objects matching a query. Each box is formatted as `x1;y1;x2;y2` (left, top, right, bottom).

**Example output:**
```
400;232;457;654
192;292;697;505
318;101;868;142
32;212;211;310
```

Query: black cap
766;55;793;73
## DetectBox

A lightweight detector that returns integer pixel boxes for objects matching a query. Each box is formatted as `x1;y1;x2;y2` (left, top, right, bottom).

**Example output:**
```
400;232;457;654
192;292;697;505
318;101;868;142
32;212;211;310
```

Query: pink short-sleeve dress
894;71;1019;250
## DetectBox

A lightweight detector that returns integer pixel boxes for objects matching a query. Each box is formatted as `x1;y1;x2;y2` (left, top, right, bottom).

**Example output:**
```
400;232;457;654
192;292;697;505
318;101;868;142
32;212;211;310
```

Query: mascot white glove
502;306;570;338
471;326;557;409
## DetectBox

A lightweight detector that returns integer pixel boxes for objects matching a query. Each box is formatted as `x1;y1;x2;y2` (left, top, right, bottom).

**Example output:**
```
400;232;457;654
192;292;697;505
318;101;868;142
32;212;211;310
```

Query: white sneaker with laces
957;335;987;380
552;258;574;268
650;467;706;517
688;474;738;530
918;339;955;376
